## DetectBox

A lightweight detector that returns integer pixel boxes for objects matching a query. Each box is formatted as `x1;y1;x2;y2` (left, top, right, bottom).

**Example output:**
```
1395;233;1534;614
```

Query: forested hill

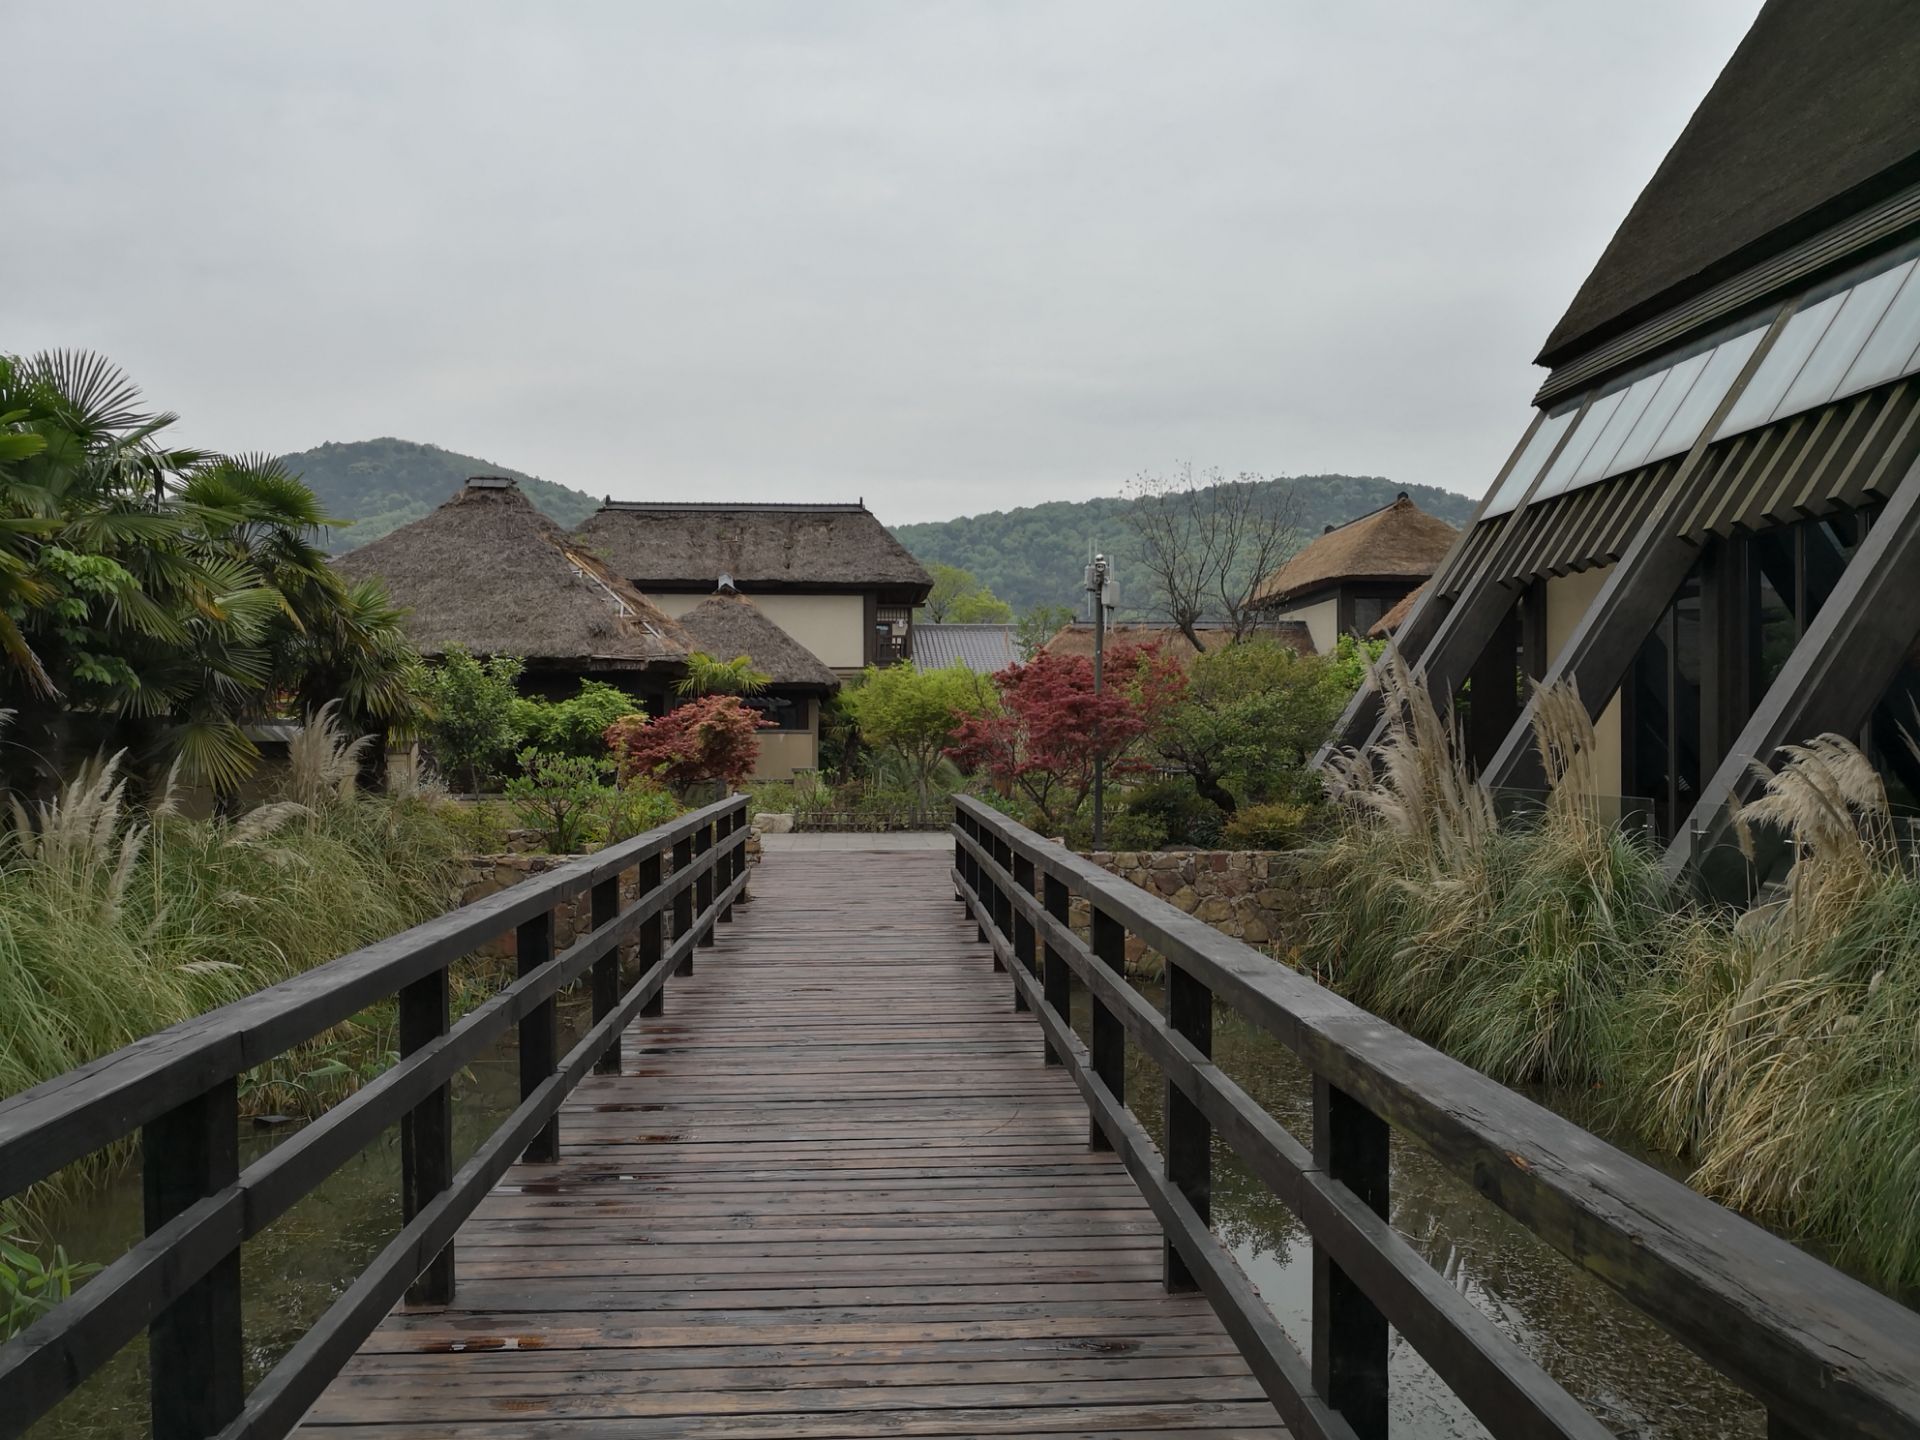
890;475;1477;615
282;438;602;553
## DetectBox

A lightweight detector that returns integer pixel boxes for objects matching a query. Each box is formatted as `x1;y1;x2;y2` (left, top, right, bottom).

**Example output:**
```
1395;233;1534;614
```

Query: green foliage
284;438;600;555
504;749;612;853
1325;632;1387;693
840;662;995;818
434;798;512;854
514;680;643;757
1153;638;1349;812
421;648;524;789
1221;801;1315;850
1;1235;100;1340
916;562;1013;623
676;652;771;697
891;476;1476;615
1015;603;1075;659
1108;777;1224;850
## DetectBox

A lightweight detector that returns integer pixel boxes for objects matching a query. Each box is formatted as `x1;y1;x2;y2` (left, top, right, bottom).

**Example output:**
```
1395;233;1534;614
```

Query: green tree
1152;638;1349;813
675;652;771;697
840;662;995;819
917;562;1012;624
1015;603;1075;659
421;648;525;791
514;679;644;757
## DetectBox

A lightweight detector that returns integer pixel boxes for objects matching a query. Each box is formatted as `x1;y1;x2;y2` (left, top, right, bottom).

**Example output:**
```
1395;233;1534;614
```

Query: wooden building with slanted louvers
333;476;692;709
674;585;842;780
1320;0;1920;896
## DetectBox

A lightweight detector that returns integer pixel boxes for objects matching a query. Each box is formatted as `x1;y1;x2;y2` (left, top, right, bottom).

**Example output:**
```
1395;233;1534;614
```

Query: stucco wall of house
1545;564;1623;794
754;699;820;780
648;592;866;671
1270;595;1339;656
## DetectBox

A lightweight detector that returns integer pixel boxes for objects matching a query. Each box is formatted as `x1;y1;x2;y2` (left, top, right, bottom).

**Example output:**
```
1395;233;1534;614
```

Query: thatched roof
1369;582;1426;638
1252;495;1457;607
575;502;933;594
1043;619;1315;666
1540;0;1920;366
676;590;840;691
333;478;691;667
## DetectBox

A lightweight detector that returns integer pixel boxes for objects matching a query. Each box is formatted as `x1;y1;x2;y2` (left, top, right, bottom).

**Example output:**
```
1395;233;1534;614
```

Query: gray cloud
6;1;1761;522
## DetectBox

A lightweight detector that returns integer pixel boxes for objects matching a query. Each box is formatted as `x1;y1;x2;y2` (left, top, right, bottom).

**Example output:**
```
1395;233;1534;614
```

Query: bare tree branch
1122;465;1301;650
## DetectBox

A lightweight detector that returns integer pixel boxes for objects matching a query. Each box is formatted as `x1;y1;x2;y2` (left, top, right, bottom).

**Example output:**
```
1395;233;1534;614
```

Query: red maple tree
605;695;771;790
946;642;1186;831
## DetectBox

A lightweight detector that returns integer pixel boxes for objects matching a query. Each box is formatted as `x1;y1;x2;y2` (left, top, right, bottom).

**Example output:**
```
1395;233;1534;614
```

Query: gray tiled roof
914;623;1020;674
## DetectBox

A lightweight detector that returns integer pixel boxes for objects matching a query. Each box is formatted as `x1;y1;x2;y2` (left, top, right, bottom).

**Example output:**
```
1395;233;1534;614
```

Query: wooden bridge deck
299;846;1285;1438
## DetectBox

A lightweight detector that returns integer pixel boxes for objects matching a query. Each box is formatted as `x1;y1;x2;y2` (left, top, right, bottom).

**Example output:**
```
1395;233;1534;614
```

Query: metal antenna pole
1089;553;1108;849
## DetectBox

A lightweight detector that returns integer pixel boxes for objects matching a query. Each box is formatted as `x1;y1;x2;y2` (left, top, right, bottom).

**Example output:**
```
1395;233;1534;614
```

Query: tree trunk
1192;771;1239;815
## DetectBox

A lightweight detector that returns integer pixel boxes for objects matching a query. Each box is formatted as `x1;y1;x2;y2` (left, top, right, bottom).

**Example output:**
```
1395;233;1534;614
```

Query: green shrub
1113;778;1223;849
436;798;512;854
1221;801;1314;850
421;648;525;790
514;681;644;758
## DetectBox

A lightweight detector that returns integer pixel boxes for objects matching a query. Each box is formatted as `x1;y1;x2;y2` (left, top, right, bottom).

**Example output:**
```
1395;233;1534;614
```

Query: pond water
25;982;1769;1438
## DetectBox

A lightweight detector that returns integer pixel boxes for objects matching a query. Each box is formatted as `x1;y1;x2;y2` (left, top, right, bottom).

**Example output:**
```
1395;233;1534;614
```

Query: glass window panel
1482;407;1576;516
1614;349;1709;473
1532;389;1625;503
1574;370;1664;485
1715;293;1844;439
1774;262;1911;419
1652;324;1767;460
1837;259;1920;399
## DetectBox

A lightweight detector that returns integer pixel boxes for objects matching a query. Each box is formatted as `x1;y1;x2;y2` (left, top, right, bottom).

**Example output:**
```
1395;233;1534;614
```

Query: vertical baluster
1312;1076;1389;1440
719;807;738;922
145;1080;242;1440
732;803;749;894
1164;961;1211;1291
1088;902;1125;1151
639;848;666;1016
985;835;1007;972
672;832;695;974
953;804;966;902
591;874;623;1075
519;909;559;1162
400;967;454;1302
966;818;987;943
694;816;716;948
1010;851;1036;1014
1041;873;1070;1065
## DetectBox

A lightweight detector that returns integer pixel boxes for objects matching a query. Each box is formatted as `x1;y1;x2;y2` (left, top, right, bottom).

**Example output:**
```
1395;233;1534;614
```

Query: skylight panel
1482;407;1576;517
1835;258;1920;401
1715;292;1844;439
1773;260;1912;419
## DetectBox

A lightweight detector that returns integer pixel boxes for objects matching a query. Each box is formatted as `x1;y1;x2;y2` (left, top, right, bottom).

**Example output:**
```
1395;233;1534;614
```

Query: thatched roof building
334;478;691;683
1369;582;1425;639
677;589;840;692
1250;494;1458;654
575;501;932;596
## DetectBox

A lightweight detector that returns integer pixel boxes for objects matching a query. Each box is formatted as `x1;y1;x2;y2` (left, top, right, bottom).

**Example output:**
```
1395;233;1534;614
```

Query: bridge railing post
986;834;1008;973
1010;851;1036;1014
591;874;624;1076
639;849;666;1016
953;804;965;901
1087;902;1125;1151
672;833;695;973
1164;959;1211;1292
719;806;739;922
143;1080;242;1440
518;909;559;1162
1040;872;1069;1065
399;966;454;1302
1312;1074;1390;1440
694;817;716;948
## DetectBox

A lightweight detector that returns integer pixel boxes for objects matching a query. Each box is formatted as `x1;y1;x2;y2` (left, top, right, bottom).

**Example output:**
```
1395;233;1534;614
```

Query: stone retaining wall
1077;849;1324;974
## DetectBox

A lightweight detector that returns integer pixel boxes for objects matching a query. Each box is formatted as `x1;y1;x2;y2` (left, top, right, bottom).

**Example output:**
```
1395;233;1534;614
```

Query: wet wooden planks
300;847;1284;1438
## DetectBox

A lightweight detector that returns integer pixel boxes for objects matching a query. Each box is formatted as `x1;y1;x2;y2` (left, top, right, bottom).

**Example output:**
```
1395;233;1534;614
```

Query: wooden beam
1666;454;1920;890
1479;308;1795;792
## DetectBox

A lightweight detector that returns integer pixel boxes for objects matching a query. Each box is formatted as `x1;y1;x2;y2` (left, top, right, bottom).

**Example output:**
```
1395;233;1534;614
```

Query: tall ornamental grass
0;707;469;1114
1311;652;1920;1296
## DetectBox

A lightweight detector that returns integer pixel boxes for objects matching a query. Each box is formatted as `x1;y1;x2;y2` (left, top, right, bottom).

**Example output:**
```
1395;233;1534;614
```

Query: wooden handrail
0;793;750;1440
951;794;1920;1440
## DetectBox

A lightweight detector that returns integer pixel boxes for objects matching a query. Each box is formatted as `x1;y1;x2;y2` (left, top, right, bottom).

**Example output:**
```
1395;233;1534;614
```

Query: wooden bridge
3;794;1919;1440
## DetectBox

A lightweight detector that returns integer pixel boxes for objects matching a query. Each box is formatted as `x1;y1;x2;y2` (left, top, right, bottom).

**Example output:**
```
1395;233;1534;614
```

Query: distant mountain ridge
290;440;1476;616
282;438;601;553
890;475;1477;614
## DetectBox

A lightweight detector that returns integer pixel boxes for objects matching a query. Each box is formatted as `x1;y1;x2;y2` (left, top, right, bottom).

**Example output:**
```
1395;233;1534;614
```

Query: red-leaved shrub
605;694;771;789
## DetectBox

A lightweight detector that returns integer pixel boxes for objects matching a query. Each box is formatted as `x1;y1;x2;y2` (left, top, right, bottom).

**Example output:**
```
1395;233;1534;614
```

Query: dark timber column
1481;308;1792;791
1041;872;1070;1065
1164;961;1211;1292
694;817;715;947
1668;454;1920;889
145;1080;242;1440
399;967;454;1302
591;874;623;1075
639;849;665;1017
718;809;738;923
1088;903;1125;1152
672;833;694;974
519;909;559;1161
1312;1077;1390;1440
1465;600;1521;774
1011;851;1037;1014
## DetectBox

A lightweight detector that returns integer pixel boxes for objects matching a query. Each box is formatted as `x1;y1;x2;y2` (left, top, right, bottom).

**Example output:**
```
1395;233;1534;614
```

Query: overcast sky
8;1;1761;525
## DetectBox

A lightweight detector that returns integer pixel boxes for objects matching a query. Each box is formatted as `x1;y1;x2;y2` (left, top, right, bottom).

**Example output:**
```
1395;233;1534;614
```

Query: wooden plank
296;848;1282;1438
